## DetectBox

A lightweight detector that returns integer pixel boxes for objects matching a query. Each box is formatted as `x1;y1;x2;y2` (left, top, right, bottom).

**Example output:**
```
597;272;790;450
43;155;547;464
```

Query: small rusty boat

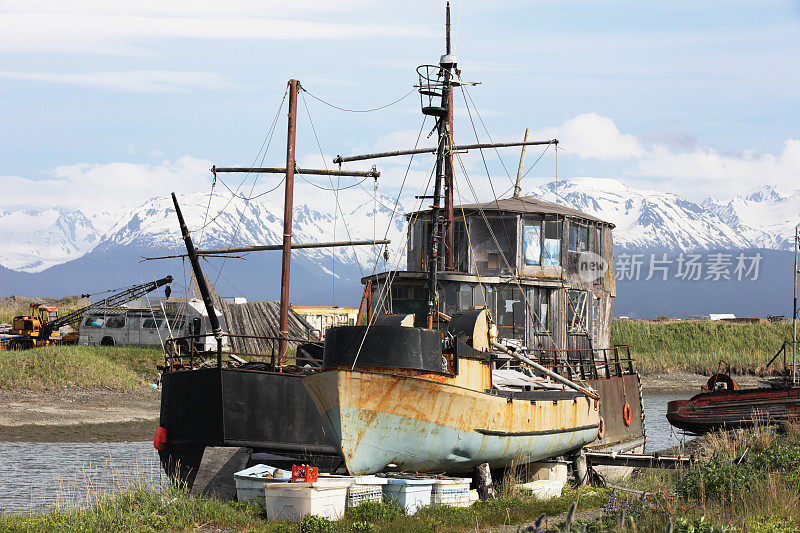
667;365;800;434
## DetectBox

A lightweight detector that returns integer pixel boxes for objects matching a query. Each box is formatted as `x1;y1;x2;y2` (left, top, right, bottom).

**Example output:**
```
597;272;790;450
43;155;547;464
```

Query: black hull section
159;368;342;485
586;373;645;451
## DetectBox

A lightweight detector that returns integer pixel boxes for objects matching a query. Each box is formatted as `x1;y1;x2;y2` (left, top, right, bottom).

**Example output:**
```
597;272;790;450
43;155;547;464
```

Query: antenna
513;128;530;198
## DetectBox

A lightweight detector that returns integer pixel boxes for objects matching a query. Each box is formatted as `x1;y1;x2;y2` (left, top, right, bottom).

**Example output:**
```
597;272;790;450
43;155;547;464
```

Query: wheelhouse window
566;290;589;333
522;221;542;266
497;286;525;340
528;288;550;333
569;223;589;252
543;219;561;266
469;216;517;276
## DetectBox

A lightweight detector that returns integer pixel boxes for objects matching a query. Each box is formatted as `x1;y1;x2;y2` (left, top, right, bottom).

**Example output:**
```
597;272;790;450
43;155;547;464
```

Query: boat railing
504;345;636;381
162;333;323;373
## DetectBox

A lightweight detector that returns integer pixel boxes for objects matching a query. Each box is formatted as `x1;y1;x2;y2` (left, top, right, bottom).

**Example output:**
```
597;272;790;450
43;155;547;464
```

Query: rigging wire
496;143;552;198
453;150;564;354
462;85;516;188
195;86;288;234
218;174;286;200
458;85;518;271
294;173;369;191
299;91;366;280
301;86;416;113
211;86;289;286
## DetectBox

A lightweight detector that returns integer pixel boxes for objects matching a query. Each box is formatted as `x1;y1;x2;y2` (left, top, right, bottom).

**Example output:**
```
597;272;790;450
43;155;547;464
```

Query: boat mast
444;3;455;271
278;79;299;364
794;224;798;386
419;4;457;327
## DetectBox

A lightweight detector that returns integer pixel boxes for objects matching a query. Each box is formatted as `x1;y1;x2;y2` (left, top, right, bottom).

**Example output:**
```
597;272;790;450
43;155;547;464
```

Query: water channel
0;393;695;513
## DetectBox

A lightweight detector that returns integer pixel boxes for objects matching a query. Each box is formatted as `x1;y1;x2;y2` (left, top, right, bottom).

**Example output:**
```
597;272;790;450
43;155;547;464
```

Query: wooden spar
492;341;600;400
512;128;529;199
333;139;558;165
171;193;223;365
443;1;455;271
278;79;299;365
212;166;379;178
356;280;372;326
141;239;391;261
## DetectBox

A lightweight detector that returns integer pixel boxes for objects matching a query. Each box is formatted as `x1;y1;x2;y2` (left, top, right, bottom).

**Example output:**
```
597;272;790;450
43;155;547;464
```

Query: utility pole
278;79;299;366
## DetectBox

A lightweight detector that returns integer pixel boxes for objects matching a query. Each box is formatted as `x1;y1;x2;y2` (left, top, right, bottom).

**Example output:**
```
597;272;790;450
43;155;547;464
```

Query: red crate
291;465;318;483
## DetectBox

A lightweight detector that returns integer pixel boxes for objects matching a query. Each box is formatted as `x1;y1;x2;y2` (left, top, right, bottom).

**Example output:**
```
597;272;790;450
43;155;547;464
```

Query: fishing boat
153;3;645;487
668;227;800;434
302;5;646;475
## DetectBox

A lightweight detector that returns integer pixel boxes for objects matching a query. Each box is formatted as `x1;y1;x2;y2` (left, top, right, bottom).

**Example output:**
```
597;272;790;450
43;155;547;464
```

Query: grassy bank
612;320;795;375
612;421;800;532
0;345;162;391
0;484;608;532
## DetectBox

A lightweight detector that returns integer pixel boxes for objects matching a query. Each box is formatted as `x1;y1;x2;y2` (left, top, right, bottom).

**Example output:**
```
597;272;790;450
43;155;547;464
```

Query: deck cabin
363;195;616;352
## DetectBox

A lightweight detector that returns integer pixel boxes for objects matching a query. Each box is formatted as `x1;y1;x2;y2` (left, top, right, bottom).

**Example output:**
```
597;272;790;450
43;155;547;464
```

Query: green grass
0;345;162;391
611;320;795;374
610;421;800;533
0;484;608;533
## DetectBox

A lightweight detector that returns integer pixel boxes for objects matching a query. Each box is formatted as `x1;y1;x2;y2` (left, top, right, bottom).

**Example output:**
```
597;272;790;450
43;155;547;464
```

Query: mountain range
1;178;798;317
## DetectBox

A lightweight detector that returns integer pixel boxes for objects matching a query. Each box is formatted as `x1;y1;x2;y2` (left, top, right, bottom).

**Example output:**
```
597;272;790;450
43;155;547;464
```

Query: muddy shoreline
0;372;763;443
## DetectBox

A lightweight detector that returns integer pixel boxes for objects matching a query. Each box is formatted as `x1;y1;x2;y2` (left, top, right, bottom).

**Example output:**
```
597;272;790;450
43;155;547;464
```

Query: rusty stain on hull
303;369;600;475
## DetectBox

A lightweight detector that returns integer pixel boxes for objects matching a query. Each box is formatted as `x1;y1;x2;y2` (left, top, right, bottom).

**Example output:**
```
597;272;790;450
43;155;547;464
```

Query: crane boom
44;276;174;334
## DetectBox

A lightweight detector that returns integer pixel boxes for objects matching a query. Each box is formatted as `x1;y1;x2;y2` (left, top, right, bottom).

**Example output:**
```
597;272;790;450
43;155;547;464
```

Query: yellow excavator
5;276;173;350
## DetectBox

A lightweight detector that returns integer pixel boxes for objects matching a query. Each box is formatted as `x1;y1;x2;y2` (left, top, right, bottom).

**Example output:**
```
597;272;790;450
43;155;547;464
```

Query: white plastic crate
431;478;471;507
346;484;383;507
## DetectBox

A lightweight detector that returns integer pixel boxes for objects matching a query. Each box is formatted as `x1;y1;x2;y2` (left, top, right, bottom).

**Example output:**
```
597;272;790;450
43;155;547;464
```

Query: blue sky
1;0;799;225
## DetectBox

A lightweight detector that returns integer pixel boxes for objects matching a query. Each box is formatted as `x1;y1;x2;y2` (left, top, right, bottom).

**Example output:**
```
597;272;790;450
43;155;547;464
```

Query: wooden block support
474;462;496;500
191;446;252;500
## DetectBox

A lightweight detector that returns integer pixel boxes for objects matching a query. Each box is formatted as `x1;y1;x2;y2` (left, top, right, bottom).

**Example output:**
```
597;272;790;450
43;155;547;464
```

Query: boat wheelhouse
366;195;615;353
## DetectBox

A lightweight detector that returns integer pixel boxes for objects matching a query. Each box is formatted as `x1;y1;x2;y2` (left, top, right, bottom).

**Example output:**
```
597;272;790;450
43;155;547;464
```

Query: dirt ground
0;389;160;442
639;371;761;394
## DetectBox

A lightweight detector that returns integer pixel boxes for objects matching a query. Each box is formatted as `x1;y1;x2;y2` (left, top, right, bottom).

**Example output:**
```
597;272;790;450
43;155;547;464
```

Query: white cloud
0;10;431;55
534;113;645;161
631;140;800;196
0;157;213;230
0;70;235;92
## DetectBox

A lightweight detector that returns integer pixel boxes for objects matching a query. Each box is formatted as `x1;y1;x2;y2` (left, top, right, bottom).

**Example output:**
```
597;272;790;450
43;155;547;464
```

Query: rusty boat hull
303;368;600;475
667;387;800;434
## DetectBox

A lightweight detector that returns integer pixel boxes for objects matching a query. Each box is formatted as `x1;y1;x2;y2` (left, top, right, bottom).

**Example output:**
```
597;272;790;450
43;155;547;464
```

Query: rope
218;174;285;200
301;86;416;113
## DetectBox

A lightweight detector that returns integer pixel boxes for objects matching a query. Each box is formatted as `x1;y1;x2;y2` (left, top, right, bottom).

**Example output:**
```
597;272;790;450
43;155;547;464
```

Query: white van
79;299;227;351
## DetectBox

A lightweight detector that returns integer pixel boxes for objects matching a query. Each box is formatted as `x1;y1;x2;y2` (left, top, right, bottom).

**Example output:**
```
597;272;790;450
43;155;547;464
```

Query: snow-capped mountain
0;208;100;272
2;178;798;276
530;178;798;252
703;185;800;251
93;191;408;272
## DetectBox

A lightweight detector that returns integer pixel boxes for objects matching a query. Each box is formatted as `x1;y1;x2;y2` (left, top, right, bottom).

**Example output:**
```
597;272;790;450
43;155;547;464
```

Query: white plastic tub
263;481;350;521
382;478;433;514
233;464;291;503
431;477;472;507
